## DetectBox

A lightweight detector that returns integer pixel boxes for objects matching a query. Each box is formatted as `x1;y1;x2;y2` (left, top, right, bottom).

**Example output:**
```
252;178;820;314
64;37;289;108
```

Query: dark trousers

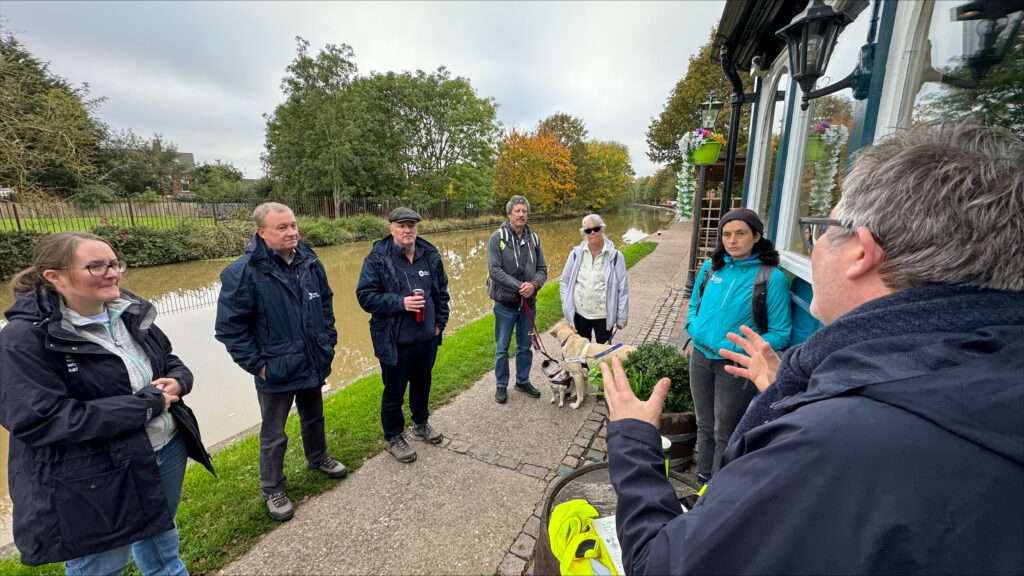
256;386;328;494
381;338;438;441
689;348;756;480
574;313;612;344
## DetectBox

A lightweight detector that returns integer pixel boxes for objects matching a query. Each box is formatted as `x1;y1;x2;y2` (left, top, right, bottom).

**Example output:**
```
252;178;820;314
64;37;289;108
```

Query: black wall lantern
777;0;854;110
698;96;724;130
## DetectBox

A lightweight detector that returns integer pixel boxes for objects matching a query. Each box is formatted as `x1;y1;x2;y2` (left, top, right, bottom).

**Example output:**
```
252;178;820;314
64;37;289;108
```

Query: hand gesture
601;357;670;428
518;282;535;298
720;325;780;392
152;377;181;410
404;294;426;313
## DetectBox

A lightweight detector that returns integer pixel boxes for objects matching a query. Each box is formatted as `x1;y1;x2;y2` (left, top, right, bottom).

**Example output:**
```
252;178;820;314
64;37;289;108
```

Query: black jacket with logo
0;288;214;566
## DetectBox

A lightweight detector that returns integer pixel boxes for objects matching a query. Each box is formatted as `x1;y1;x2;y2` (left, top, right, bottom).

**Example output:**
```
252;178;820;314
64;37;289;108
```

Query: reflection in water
0;208;673;447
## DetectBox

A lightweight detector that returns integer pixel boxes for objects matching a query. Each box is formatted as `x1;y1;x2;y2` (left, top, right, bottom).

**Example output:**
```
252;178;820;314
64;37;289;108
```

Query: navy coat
608;286;1024;575
355;236;450;366
215;236;337;392
0;289;214;566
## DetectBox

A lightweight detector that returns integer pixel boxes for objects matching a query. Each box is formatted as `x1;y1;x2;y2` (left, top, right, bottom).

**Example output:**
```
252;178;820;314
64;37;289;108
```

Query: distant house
172;152;195;196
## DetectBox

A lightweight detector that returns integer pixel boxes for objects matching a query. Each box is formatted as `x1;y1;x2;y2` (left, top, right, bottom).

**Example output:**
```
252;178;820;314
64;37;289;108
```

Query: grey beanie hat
719;208;764;235
388;207;421;223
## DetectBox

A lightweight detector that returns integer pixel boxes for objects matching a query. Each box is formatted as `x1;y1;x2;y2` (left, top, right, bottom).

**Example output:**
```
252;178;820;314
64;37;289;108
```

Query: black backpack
696;263;774;334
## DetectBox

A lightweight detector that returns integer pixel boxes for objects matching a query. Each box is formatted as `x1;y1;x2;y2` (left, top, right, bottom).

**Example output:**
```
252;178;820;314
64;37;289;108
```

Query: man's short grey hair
580;214;608;240
506;195;530;215
252;202;293;228
835;120;1023;292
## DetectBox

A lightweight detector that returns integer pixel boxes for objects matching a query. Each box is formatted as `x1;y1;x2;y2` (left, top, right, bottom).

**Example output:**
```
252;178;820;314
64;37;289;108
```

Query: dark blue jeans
493;302;533;388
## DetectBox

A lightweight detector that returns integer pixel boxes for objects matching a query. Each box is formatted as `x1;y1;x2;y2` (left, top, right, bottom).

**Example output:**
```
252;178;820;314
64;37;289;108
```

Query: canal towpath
217;218;694;576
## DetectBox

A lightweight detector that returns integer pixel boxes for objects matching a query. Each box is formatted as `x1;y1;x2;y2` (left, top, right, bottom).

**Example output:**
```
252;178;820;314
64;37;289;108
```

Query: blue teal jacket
686;256;791;357
215;235;337;393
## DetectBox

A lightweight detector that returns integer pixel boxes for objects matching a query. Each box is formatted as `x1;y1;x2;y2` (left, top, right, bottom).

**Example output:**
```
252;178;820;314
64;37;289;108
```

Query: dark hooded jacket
608;284;1024;575
215;235;337;393
0;288;214;566
355;235;450;366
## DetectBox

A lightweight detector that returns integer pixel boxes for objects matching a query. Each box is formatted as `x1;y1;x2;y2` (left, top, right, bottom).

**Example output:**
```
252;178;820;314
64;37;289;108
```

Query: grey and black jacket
486;221;547;309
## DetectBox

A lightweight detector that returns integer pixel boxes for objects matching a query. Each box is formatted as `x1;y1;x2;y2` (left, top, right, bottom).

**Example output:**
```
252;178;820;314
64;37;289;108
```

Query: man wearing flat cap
356;207;450;463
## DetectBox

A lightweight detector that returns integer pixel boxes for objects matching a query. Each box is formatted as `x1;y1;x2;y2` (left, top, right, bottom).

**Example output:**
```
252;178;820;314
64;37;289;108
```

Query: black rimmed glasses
799;217;845;250
65;259;128;277
583;226;603;235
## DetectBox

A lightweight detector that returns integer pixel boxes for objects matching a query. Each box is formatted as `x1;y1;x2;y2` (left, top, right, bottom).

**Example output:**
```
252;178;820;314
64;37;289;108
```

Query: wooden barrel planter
659;412;697;471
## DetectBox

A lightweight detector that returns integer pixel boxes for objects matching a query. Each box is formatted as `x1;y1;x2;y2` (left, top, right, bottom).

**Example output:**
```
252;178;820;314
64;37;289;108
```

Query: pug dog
541;358;575;408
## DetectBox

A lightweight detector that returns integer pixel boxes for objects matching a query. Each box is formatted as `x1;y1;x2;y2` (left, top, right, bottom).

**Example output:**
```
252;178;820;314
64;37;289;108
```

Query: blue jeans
65;433;189;576
494;302;533;388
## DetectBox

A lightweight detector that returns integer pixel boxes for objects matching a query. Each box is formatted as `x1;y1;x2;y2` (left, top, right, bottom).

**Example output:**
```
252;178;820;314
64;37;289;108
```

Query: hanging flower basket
806;133;825;162
691;142;722;165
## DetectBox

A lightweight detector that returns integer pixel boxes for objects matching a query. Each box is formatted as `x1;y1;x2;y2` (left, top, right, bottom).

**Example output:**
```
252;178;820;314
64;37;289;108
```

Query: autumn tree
493;129;576;213
647;28;753;170
573;140;634;210
97;130;180;197
538;113;589;173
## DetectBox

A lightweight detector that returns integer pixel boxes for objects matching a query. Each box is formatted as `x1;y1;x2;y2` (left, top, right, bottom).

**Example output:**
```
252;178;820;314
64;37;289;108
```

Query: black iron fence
0;195;479;233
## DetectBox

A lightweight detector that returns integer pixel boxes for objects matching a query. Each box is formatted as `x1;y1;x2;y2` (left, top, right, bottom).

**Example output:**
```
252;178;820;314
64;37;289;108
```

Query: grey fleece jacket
486;221;548;309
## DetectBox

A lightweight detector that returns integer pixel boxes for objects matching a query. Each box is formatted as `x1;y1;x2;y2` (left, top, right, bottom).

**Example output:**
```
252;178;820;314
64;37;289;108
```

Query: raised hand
601;356;670;428
720;325;780;392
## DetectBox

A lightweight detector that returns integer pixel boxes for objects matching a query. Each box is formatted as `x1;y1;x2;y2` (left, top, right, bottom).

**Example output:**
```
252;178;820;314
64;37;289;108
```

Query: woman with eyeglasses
560;214;629;344
0;232;214;574
686;208;791;486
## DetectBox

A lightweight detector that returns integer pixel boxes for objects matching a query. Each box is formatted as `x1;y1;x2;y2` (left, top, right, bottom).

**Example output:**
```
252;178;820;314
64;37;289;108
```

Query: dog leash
522;296;560;363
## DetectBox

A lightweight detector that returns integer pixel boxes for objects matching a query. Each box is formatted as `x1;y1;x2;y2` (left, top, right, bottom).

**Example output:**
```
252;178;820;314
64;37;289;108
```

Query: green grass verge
1;241;658;575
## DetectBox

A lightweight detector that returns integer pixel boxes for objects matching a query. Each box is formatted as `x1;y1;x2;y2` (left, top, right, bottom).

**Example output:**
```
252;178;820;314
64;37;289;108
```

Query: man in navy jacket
356;207;451;464
603;121;1024;574
215;202;348;522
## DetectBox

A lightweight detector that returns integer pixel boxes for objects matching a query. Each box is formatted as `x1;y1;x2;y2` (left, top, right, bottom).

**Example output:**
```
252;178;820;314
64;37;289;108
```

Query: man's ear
845;227;884;280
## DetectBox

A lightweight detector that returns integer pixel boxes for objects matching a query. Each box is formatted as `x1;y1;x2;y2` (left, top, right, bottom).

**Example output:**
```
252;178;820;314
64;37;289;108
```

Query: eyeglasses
799;218;846;250
64;259;128;277
583;226;603;235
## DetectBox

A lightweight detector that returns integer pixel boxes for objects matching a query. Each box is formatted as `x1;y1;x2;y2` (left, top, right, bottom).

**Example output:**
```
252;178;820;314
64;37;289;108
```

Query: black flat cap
388;207;421;223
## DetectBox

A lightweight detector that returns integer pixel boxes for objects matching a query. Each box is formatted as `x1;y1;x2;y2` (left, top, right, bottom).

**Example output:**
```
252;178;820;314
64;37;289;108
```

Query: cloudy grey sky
2;1;725;178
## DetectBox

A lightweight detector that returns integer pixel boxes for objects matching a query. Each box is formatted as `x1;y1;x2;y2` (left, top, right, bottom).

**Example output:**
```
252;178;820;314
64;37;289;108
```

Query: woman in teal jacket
686;208;791;483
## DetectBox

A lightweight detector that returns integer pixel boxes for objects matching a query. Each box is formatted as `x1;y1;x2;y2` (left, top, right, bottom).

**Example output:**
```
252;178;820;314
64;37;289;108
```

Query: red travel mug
412;288;424;322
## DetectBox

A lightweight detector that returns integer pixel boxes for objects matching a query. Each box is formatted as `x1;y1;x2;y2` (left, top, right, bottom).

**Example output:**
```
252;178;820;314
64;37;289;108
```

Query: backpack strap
750;264;774;334
695;265;713;315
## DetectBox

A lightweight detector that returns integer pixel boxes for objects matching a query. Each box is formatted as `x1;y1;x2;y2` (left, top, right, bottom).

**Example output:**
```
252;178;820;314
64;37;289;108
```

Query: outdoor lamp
953;0;1024;81
777;0;853;110
697;96;723;130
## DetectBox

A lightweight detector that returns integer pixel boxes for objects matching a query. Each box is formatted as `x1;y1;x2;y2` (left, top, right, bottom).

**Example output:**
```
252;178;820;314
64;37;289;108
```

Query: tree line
2;30;639;216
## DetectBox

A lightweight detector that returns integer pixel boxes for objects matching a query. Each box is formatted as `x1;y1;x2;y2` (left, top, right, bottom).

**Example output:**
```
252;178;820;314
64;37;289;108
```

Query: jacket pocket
55;460;144;542
262;342;306;385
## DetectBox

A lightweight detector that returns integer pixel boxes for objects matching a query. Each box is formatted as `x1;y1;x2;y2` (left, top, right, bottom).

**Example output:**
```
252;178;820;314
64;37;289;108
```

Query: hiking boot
388;435;417;463
411;422;443;444
515;381;541;398
262;491;294;522
310;455;348;478
495;387;508;404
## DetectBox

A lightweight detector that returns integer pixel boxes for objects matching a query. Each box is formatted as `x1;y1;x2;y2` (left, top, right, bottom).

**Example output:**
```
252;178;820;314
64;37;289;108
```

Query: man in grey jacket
487;195;547;404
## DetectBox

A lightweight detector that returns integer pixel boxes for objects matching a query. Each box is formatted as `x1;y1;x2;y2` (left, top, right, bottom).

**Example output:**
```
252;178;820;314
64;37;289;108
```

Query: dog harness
561;337;624;366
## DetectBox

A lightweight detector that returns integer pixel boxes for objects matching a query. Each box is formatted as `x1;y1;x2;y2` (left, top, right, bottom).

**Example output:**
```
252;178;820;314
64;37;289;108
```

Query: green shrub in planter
621;341;693;413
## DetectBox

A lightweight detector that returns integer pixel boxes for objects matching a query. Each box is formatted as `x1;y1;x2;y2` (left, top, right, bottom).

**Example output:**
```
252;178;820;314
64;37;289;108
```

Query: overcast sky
2;1;725;179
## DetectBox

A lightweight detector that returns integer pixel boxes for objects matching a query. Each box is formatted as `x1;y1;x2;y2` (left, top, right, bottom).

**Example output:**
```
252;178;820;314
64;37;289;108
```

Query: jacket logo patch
307;291;320;300
710;275;723;284
65;355;79;373
418;270;430;277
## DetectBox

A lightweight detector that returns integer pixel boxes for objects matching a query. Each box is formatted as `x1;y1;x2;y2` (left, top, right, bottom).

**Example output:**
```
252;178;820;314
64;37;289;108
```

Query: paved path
217;218;693;576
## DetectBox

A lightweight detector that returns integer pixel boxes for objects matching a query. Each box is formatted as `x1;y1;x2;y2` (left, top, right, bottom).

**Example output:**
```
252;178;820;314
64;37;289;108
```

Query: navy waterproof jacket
0;288;214;566
355;235;450;366
608;285;1024;575
216;235;337;393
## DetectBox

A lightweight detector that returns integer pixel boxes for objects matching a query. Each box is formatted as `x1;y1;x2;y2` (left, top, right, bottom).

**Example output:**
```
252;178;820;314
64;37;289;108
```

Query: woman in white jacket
560;214;629;343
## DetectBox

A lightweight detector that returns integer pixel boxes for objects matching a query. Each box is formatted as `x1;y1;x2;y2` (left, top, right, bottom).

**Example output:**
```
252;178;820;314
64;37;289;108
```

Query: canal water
0;207;674;545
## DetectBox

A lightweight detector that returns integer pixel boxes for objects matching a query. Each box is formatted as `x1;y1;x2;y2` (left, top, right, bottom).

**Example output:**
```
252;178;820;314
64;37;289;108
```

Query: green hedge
0;230;45;282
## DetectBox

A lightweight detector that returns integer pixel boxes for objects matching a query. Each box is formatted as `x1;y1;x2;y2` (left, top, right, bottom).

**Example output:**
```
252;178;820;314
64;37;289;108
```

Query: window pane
759;71;789;224
910;1;1024;136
